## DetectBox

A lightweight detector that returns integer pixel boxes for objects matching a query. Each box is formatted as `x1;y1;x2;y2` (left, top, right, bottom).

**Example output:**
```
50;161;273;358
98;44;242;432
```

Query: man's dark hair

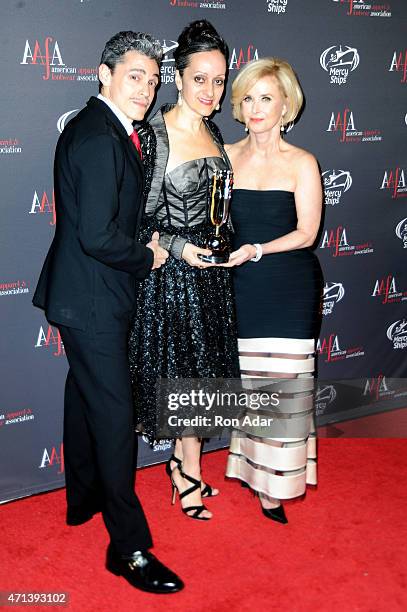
99;31;162;90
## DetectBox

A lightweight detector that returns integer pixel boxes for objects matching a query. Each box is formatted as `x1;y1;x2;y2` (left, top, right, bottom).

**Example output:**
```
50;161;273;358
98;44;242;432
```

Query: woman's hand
221;244;257;267
181;242;214;268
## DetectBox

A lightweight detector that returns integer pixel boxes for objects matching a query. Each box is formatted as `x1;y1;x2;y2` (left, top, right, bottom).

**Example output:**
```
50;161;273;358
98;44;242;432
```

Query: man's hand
146;231;169;270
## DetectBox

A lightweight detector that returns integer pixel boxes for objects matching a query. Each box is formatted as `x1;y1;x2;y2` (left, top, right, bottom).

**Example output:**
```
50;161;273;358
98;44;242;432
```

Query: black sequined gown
129;107;240;440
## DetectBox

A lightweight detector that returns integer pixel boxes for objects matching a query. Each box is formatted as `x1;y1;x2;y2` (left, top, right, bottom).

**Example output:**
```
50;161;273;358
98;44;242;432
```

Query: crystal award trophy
199;169;233;264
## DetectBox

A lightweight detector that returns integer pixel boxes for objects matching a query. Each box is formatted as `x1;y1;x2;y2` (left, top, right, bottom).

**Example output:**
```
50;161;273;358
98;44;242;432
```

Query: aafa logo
0;408;34;427
387;319;407;350
0;138;22;155
323;169;352;205
229;45;259;71
35;325;65;356
0;280;29;298
331;0;392;18
29;189;56;225
21;38;64;80
389;51;407;83
380;168;407;199
320;45;359;85
320;226;349;256
39;443;64;474
169;0;227;10
317;333;364;362
21;38;96;83
327;108;381;143
322;281;345;315
327;108;358;142
395;218;407;249
363;375;391;400
317;334;342;362
372;275;403;304
320;225;373;257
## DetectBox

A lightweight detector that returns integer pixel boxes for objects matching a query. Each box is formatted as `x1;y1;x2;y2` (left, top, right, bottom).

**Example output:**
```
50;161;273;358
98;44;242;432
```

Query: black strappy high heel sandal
165;454;218;498
201;482;218;498
171;467;211;521
165;454;182;479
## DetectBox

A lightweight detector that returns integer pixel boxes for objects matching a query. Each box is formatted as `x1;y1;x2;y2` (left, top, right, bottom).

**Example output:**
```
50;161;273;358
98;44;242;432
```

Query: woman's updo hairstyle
173;19;229;76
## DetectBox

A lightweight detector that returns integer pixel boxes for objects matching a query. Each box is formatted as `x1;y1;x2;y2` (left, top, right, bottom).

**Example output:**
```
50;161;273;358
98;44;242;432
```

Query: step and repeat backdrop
1;0;406;502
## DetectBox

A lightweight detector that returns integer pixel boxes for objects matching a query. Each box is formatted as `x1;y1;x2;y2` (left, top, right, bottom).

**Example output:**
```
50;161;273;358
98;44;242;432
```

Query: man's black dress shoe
106;545;184;594
66;502;101;526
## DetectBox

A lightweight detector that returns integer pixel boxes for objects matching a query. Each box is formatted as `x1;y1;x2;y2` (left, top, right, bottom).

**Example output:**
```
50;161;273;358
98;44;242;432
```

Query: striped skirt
226;337;317;500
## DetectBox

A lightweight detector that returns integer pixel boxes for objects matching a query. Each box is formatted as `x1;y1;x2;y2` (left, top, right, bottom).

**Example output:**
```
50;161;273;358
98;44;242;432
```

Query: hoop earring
177;90;182;107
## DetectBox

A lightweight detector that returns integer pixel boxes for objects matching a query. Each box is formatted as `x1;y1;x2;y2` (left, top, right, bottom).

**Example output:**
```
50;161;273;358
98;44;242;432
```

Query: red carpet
1;440;406;611
319;408;407;438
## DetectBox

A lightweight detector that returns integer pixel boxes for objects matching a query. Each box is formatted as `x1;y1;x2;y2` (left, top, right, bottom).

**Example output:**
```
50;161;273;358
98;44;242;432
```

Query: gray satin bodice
156;156;228;228
144;106;231;259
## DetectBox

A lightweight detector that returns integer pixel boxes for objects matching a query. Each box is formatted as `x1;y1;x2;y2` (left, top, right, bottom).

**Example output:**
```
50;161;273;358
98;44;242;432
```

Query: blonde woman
224;58;323;523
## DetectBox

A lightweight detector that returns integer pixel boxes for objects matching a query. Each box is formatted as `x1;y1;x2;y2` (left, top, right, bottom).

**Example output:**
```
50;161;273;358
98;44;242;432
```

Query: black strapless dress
226;190;322;501
232;190;322;339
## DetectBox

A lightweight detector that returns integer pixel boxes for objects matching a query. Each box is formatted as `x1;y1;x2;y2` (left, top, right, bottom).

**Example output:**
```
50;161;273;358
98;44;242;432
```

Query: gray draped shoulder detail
145;104;231;215
144;106;171;216
144;105;232;259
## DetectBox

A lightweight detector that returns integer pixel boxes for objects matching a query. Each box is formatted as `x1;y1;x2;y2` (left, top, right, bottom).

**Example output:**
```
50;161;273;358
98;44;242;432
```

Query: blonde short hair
231;57;303;126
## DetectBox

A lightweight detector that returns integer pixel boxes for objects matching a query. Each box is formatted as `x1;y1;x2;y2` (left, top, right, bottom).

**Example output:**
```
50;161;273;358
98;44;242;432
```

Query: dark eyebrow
194;72;226;78
129;68;160;80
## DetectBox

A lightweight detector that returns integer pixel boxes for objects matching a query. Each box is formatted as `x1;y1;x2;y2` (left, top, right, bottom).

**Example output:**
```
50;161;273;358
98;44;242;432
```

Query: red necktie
130;129;143;159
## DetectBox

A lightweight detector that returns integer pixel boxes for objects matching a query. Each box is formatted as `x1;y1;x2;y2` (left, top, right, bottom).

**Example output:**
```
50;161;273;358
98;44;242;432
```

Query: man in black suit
33;31;183;594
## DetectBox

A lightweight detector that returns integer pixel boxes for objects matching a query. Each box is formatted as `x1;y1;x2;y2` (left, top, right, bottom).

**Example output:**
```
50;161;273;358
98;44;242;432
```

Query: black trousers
58;317;152;554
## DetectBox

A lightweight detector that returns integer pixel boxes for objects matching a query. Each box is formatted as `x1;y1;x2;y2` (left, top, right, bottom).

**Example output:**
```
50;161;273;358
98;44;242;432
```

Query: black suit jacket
33;96;153;331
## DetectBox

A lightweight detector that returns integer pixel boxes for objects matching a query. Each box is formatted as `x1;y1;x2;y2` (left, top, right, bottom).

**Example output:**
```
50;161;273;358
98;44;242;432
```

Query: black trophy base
198;252;229;264
198;233;229;264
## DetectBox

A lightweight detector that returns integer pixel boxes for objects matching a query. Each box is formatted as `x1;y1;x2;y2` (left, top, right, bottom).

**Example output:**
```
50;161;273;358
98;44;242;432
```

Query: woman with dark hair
129;21;239;521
